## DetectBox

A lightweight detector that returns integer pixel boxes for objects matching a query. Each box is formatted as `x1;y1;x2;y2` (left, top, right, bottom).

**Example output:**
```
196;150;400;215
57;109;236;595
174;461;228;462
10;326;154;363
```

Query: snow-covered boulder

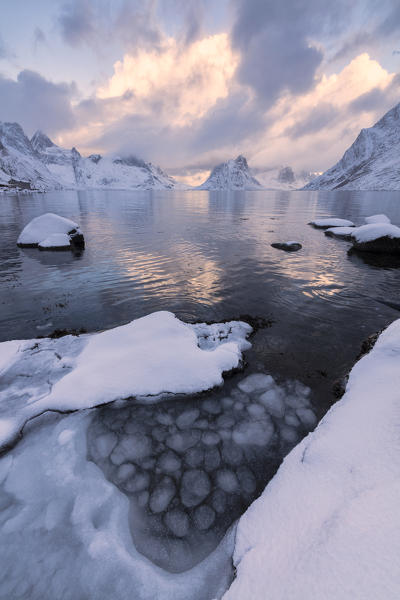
223;318;400;600
324;226;355;240
17;212;84;249
271;241;302;252
365;214;391;224
309;218;355;229
350;223;400;254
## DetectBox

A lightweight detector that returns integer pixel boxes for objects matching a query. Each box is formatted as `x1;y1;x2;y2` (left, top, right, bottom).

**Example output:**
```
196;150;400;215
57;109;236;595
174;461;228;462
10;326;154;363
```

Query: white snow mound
324;226;355;237
224;318;400;600
17;212;80;246
365;214;391;224
309;218;354;228
38;233;71;249
351;223;400;243
0;311;252;448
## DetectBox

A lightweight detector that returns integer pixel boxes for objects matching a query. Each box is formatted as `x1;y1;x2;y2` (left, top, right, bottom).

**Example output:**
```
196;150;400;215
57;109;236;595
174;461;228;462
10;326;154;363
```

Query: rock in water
271;241;302;252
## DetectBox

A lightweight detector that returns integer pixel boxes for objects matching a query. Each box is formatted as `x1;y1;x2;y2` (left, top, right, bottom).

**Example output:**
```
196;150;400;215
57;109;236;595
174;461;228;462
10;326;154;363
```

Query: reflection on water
1;188;400;408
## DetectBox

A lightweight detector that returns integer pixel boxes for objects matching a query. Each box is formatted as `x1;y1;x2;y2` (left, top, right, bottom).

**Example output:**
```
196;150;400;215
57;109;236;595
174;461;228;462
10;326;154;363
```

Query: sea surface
1;188;400;581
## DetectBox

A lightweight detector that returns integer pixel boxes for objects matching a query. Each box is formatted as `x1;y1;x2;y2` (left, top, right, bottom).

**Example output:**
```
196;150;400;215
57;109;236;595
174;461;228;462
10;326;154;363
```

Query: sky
1;0;400;184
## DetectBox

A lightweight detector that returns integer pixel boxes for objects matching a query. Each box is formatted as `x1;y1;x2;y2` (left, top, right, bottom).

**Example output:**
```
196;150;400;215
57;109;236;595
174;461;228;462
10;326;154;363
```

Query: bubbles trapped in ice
87;372;316;573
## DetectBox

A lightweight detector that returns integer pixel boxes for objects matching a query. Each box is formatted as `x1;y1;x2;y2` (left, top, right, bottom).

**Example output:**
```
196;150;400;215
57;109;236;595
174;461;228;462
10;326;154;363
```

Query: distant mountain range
304;102;400;191
0;121;313;193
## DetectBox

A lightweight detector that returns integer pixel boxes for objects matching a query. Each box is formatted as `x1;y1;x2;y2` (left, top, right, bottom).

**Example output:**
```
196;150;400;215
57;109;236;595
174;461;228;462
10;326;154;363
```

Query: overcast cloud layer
0;0;400;181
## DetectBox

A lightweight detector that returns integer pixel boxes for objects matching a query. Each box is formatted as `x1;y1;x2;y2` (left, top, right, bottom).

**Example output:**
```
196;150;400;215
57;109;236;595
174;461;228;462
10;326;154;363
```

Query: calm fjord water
1;188;400;409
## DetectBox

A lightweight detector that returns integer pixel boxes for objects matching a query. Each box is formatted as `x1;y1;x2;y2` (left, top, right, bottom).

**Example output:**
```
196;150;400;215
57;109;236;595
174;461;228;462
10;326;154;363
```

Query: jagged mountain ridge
304;102;400;191
197;155;262;190
0;123;177;191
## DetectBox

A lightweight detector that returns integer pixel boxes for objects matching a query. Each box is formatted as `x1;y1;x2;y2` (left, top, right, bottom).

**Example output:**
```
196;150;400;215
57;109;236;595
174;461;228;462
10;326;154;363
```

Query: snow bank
309;218;355;228
351;222;400;243
365;214;391;224
223;319;400;600
324;226;355;239
17;212;81;247
0;312;252;449
38;233;71;250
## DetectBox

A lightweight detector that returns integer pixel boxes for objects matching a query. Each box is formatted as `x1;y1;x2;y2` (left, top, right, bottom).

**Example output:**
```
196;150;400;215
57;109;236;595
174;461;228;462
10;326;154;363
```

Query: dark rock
271;242;302;252
351;235;400;255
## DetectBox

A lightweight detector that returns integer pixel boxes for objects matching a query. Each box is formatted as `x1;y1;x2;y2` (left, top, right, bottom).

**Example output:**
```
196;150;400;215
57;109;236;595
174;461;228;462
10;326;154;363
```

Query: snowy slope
304;102;400;190
224;319;400;600
197;155;262;190
0;123;61;191
32;130;177;190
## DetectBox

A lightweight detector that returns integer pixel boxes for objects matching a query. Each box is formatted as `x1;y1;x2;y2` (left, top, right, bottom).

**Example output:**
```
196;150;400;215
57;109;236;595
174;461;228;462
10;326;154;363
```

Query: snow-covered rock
324;226;355;239
0;312;252;449
271;241;302;252
197;155;262;190
365;214;391;224
17;213;83;248
350;223;400;254
224;318;400;600
0;122;61;191
309;218;355;228
304;102;400;190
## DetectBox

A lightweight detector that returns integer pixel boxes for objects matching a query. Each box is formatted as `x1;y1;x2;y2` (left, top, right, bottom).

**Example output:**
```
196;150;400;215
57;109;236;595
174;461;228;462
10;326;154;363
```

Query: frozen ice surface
365;214;391;224
0;312;252;449
38;233;71;249
223;319;400;600
237;373;274;394
232;420;274;446
193;505;216;530
149;477;176;513
216;469;239;493
17;212;80;246
259;388;285;417
180;470;211;507
164;508;189;537
309;218;355;228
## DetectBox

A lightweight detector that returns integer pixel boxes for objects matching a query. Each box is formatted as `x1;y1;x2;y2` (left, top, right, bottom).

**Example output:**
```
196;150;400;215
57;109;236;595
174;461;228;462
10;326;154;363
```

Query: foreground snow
0;312;251;449
224;319;400;600
350;223;400;243
309;218;354;228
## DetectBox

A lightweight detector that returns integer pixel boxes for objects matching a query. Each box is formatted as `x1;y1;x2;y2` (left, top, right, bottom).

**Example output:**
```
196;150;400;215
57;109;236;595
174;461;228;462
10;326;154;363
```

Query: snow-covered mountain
0;123;61;191
304;102;400;191
197;155;262;190
0;122;177;191
255;166;314;190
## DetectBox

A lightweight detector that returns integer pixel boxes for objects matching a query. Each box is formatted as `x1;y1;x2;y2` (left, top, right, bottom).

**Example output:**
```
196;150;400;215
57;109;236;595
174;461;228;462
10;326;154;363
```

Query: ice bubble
193;505;216;531
204;447;221;471
184;447;204;468
296;408;317;428
152;426;168;442
110;433;152;465
180;470;211;507
137;490;149;507
194;419;209;430
211;489;227;513
284;413;300;427
202;399;222;415
166;430;201;453
285;395;308;410
201;431;220;446
258;389;285;418
234;402;244;411
293;381;311;398
219;429;232;441
230;389;249;402
279;425;299;443
176;409;200;429
222;397;234;409
164;508;189;537
123;471;150;493
124;421;144;435
238;373;275;394
236;466;257;494
141;457;156;470
216;414;235;428
94;432;117;458
221;441;243;465
155;412;174;426
216;469;239;493
157;451;181;474
246;404;266;418
149;477;176;513
116;463;136;481
232;419;274;446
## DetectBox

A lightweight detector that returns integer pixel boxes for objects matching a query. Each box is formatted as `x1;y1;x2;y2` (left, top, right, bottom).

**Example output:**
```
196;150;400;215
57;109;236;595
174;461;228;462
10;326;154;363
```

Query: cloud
0;70;77;136
33;27;47;51
285;103;339;138
57;0;95;46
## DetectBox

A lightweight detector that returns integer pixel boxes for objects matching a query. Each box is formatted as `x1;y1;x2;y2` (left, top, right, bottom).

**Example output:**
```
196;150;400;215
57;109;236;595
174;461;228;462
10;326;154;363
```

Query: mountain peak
198;154;262;190
31;130;55;152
